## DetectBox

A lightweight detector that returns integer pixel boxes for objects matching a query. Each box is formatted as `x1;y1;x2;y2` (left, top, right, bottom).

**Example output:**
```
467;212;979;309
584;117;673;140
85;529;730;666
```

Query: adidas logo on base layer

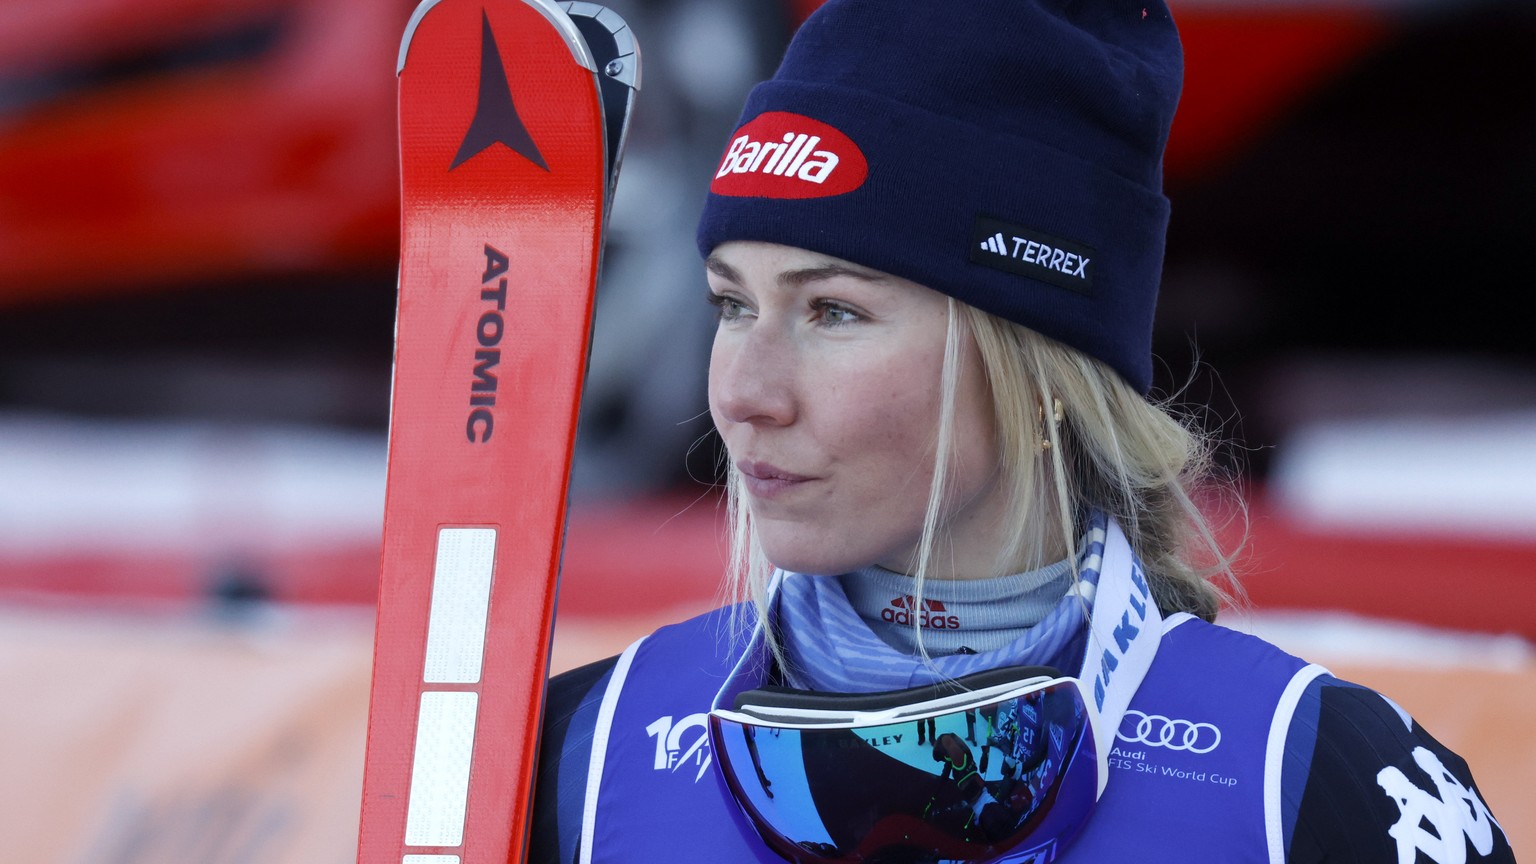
883;595;961;629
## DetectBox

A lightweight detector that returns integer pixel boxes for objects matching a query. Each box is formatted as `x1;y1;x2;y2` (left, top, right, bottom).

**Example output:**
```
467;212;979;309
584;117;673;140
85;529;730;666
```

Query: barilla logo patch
971;215;1096;295
882;595;961;630
710;111;868;199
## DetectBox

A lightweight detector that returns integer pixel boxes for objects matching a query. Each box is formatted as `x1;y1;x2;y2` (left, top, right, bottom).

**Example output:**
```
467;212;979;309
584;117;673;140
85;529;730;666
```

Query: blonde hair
721;298;1240;659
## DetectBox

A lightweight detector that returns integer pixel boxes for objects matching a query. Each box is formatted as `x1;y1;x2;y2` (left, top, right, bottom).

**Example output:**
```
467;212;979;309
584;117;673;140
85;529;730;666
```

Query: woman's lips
737;461;813;500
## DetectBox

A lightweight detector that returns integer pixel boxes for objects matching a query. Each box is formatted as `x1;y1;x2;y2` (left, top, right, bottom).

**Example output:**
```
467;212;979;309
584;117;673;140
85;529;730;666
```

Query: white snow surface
1225;608;1535;672
1269;411;1536;541
0;412;385;555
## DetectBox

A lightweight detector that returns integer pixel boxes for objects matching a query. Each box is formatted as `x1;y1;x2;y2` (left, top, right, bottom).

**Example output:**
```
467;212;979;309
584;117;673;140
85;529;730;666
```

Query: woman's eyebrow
705;256;889;288
777;264;888;287
705;255;741;284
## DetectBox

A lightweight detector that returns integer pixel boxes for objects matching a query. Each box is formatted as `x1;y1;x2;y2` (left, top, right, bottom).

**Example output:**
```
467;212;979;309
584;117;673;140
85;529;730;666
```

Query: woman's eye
707;292;750;321
812;299;861;327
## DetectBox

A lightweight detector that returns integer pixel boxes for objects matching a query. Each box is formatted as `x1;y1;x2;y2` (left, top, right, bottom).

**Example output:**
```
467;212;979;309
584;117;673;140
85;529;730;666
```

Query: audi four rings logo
1117;710;1222;753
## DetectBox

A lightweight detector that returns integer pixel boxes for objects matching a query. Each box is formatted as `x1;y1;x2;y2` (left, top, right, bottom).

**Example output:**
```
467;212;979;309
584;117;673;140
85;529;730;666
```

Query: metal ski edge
562;2;640;89
398;0;597;76
562;3;639;210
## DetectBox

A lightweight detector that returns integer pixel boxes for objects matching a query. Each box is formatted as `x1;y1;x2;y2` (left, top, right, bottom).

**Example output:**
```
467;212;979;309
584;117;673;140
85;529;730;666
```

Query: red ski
358;2;635;862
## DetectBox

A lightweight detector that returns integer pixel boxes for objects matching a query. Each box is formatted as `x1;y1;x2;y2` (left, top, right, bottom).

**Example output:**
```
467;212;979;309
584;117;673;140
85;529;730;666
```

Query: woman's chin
759;543;895;578
755;524;914;577
760;547;856;578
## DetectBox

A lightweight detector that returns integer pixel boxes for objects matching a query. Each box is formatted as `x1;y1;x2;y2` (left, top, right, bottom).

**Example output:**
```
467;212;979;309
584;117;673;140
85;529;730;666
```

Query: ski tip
563;2;640;90
397;0;437;73
398;0;598;76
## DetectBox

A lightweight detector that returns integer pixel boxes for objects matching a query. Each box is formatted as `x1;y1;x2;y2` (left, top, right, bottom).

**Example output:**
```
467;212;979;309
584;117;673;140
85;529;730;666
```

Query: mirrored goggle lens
710;679;1098;864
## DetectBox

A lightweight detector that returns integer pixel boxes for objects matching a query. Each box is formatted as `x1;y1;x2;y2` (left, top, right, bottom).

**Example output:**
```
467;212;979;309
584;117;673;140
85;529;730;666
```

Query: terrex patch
971;214;1096;295
710;111;868;198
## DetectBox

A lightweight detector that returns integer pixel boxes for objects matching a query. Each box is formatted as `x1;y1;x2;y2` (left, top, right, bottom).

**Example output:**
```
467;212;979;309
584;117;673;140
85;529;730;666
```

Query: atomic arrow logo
451;11;547;171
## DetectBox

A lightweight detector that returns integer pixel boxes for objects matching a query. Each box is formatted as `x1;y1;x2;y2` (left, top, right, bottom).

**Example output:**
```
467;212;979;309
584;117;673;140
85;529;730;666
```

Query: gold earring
1038;398;1064;451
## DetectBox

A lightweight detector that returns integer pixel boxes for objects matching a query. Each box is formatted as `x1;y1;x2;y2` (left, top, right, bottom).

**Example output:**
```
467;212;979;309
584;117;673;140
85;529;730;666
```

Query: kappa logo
710;111;868;199
1377;746;1504;863
644;713;712;783
882;595;961;629
451;11;547;171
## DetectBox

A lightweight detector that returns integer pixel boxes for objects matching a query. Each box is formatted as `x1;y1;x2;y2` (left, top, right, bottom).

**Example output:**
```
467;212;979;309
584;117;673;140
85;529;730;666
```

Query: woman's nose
709;325;797;428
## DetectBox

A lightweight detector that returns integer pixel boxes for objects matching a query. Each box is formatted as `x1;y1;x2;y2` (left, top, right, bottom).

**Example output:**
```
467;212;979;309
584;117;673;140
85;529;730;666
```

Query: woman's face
707;241;1009;579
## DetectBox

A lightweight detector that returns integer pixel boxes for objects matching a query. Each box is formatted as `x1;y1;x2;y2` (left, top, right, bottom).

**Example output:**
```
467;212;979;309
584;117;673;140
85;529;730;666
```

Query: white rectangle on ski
404;690;479;847
423;527;497;684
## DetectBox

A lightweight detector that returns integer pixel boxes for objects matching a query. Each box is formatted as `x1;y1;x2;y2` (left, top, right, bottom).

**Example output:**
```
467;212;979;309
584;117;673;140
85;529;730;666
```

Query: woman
532;0;1514;861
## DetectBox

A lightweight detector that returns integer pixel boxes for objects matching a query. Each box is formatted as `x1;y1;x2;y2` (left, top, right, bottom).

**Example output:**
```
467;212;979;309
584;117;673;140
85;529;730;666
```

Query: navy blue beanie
696;0;1183;394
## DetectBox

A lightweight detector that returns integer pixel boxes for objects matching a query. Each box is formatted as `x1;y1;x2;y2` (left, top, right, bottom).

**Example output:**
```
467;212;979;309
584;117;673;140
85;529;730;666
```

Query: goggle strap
1072;521;1162;796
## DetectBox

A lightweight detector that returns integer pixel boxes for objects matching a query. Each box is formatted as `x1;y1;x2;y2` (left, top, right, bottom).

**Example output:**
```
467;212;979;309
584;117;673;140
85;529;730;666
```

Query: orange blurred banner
0;605;372;864
0;603;1529;860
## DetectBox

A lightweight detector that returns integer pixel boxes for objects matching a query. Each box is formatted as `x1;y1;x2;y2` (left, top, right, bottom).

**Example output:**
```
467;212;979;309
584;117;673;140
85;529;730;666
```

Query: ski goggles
709;665;1105;864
